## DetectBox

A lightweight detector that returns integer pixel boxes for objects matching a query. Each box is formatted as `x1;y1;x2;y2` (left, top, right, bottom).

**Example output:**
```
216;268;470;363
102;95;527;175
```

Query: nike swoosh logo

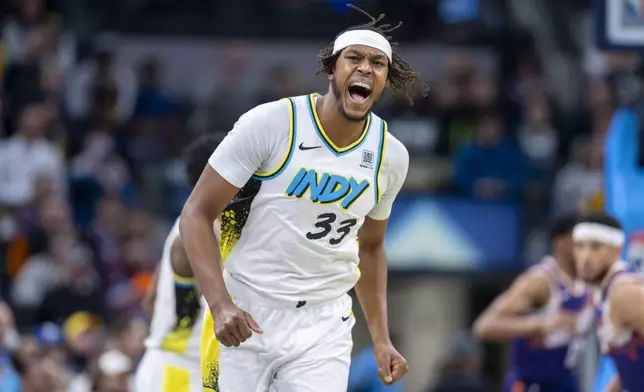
341;316;351;322
298;142;322;151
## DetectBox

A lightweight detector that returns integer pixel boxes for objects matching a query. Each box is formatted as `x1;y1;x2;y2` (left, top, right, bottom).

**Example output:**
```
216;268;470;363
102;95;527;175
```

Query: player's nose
356;59;372;74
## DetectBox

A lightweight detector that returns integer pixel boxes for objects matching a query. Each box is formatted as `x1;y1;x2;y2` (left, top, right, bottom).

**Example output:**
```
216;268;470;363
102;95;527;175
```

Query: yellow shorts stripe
201;307;220;391
162;365;190;392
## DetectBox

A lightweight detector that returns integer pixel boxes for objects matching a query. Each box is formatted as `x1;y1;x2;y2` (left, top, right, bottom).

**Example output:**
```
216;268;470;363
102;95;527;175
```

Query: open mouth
347;82;372;104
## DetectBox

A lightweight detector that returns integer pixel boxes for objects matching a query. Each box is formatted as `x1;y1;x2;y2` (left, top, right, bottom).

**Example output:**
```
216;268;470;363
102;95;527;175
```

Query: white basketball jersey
145;217;217;359
211;93;409;306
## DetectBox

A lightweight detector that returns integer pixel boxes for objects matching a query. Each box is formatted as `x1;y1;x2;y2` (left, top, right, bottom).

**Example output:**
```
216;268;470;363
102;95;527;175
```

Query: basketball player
573;213;644;392
180;6;429;392
474;213;594;392
135;134;222;392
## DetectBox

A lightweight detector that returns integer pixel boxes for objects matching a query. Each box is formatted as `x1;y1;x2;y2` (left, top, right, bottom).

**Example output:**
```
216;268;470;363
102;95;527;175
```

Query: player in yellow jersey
181;5;429;392
135;134;222;392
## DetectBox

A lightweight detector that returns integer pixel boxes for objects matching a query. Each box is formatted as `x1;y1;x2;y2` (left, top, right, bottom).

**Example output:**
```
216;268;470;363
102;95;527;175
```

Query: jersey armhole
251;97;296;181
373;120;388;203
526;266;555;309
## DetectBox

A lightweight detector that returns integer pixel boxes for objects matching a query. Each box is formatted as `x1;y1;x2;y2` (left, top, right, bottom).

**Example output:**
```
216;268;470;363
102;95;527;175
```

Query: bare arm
180;101;287;347
141;265;160;317
473;270;551;341
356;216;408;385
602;279;644;392
170;236;194;278
604;376;621;392
356;217;391;346
611;278;644;336
180;166;239;308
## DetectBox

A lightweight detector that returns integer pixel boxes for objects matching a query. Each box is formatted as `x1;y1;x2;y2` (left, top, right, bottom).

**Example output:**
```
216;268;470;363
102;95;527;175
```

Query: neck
553;254;576;282
317;93;367;148
600;260;625;289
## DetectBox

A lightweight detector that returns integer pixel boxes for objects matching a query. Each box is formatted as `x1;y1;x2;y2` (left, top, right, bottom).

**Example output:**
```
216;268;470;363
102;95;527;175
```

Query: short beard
587;264;612;287
331;78;371;122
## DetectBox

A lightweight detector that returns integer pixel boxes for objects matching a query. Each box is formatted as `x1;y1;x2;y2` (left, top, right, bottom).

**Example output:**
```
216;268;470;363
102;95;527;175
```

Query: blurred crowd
0;0;633;390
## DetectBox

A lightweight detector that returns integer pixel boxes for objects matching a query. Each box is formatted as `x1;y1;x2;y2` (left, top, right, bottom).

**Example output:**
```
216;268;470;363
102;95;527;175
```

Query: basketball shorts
200;292;355;392
134;349;202;392
504;371;580;392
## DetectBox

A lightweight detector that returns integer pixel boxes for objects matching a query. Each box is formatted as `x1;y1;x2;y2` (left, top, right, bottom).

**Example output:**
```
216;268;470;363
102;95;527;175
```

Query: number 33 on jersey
209;93;408;303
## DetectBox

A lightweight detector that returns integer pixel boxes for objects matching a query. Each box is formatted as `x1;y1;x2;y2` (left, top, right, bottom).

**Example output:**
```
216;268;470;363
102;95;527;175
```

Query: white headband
572;223;625;247
333;30;392;63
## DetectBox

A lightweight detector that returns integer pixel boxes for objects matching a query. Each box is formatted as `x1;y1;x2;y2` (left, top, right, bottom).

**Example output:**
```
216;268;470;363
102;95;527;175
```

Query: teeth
350;81;371;91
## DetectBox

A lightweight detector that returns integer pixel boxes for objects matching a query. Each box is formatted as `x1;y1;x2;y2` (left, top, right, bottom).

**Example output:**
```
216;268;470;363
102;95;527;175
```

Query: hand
374;342;408;386
539;310;577;335
211;300;263;347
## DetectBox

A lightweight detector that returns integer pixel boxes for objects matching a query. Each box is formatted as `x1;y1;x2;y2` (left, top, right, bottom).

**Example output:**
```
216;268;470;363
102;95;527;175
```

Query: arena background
0;0;640;391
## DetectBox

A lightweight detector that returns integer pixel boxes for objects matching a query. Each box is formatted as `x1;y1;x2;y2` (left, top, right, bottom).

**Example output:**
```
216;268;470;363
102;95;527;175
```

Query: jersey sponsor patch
360;149;375;169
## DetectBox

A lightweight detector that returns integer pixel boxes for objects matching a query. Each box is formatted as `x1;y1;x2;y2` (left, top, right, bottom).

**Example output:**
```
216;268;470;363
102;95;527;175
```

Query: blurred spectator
90;349;134;392
435;50;479;156
428;331;491;392
253;64;302;106
517;97;560;172
2;0;46;66
33;322;67;364
190;40;250;133
0;302;20;392
37;15;75;79
86;197;126;283
12;349;70;392
106;237;154;315
0;103;66;207
1;2;73;135
573;78;615;141
68;130;139;227
508;51;549;105
453;113;528;200
36;254;106;324
65;38;137;123
62;312;103;373
552;134;604;213
106;317;147;363
133;57;175;118
11;231;80;310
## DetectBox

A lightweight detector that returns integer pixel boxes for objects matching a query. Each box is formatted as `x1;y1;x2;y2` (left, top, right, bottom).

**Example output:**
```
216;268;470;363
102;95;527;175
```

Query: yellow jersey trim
374;120;388;202
307;93;371;156
252;97;296;180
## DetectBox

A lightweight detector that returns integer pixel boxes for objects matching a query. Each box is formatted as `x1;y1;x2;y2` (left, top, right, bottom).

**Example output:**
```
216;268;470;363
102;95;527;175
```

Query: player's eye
346;55;360;61
372;60;385;67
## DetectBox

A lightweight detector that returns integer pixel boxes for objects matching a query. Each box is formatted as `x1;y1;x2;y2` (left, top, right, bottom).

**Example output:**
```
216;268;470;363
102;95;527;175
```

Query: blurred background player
474;212;594;392
135;134;222;392
573;213;644;392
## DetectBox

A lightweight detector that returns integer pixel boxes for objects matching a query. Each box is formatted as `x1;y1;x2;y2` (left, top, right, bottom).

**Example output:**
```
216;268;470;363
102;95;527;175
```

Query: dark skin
321;45;389;143
141;237;195;318
473;234;578;341
357;217;408;385
180;44;407;385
